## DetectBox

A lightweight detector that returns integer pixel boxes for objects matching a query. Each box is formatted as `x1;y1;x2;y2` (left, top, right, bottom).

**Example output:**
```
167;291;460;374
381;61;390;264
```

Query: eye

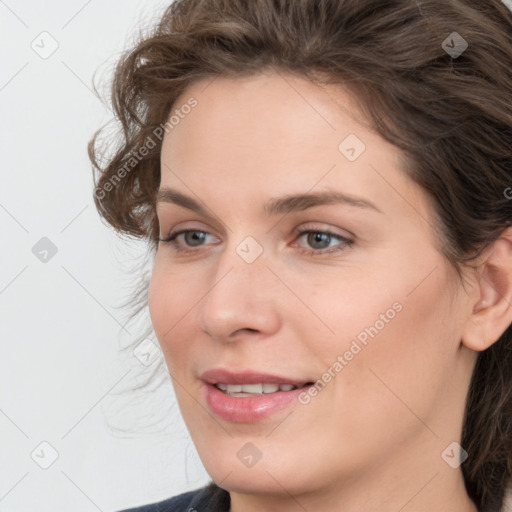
158;227;353;255
158;229;217;253
293;228;353;255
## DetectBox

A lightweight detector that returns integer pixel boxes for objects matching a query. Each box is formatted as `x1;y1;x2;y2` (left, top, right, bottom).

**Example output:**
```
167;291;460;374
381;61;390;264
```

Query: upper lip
200;368;312;386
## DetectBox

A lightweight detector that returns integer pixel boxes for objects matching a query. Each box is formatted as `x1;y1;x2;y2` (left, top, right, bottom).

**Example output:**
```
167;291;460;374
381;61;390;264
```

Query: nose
198;241;281;343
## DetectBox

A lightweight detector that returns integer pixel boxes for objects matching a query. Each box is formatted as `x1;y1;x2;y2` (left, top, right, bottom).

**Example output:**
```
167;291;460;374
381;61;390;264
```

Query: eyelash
158;228;353;256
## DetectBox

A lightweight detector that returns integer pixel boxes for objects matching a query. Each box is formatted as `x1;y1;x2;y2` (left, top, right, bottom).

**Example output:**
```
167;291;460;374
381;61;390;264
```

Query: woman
88;0;512;511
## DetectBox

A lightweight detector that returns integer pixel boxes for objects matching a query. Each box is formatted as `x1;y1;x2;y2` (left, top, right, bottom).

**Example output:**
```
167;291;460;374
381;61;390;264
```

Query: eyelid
158;220;218;238
292;222;354;239
156;210;226;235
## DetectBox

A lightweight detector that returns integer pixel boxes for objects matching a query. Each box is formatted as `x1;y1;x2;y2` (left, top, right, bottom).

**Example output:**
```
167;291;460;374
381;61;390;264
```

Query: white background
0;1;211;510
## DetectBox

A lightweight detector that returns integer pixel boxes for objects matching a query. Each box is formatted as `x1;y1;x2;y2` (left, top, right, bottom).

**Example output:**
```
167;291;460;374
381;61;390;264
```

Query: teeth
263;383;279;393
215;383;299;395
238;383;264;394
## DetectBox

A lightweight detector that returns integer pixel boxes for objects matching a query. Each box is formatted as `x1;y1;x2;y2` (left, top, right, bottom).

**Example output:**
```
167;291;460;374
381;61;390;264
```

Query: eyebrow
155;187;382;216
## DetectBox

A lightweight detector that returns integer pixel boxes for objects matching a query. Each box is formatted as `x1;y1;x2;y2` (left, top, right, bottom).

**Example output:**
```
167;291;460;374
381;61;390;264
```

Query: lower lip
204;383;311;423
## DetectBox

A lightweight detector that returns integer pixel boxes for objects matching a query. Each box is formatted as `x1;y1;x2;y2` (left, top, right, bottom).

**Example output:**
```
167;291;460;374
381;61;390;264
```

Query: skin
148;70;512;512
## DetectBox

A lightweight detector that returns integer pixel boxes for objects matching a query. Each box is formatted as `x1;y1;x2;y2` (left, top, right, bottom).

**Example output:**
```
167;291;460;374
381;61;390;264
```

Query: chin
210;470;292;495
202;452;313;496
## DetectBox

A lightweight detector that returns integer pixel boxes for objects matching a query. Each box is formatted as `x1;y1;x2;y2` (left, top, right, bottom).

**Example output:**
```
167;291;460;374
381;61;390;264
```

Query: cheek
306;247;451;389
325;262;454;438
148;259;191;360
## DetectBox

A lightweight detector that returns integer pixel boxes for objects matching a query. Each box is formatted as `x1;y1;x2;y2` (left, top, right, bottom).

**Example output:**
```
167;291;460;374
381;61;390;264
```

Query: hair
88;0;512;510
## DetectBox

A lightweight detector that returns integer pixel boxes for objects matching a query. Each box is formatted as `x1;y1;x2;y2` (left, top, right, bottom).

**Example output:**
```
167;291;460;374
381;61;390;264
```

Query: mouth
203;380;315;422
213;382;314;397
200;368;316;422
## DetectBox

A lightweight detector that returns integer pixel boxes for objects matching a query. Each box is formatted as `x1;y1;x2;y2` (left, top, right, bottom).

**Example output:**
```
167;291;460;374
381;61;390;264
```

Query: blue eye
159;230;213;252
294;229;352;255
158;228;353;256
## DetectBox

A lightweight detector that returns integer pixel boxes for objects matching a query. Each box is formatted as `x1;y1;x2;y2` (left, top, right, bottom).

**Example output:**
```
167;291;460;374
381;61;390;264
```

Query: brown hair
88;1;512;510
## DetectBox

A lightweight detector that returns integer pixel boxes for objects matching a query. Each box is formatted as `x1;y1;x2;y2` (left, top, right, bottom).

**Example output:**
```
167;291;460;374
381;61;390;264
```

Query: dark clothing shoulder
116;482;230;512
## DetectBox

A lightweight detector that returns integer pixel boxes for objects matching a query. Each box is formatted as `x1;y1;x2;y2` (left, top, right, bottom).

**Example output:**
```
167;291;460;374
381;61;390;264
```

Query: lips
200;368;312;387
200;368;315;422
204;381;314;422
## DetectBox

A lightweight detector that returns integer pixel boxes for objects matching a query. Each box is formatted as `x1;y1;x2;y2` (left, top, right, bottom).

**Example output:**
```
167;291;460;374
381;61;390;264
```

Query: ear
462;227;512;351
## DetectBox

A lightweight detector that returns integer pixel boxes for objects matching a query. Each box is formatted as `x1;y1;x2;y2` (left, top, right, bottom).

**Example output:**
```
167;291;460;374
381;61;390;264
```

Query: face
148;71;477;498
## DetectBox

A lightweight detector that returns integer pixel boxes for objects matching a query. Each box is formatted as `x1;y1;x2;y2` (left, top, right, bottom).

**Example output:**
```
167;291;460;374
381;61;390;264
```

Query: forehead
158;71;427;226
162;71;365;157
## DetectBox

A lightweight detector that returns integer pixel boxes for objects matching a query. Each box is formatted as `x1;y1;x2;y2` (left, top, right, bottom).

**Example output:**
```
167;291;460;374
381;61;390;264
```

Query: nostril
234;328;258;335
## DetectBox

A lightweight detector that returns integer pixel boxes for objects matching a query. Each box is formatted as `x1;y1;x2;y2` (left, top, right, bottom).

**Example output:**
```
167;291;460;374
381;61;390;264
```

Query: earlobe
461;227;512;352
